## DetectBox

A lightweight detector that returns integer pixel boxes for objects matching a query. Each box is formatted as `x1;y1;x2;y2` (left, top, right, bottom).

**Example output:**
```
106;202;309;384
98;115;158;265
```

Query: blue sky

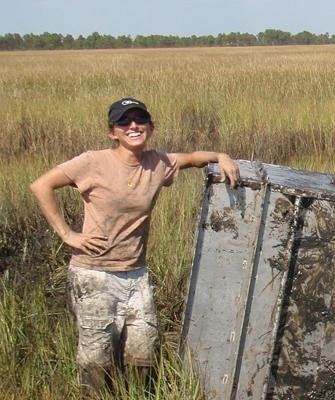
1;0;335;37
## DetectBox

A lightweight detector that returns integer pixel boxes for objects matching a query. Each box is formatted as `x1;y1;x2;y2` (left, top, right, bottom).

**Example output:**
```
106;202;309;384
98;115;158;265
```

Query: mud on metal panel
180;160;335;400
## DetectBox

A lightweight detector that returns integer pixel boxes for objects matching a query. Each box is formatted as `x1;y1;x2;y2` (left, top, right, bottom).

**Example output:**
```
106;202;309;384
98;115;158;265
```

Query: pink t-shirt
58;149;178;271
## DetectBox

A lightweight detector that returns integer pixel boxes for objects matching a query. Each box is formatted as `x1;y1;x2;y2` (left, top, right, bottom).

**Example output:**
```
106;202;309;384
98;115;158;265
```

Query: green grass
1;45;335;398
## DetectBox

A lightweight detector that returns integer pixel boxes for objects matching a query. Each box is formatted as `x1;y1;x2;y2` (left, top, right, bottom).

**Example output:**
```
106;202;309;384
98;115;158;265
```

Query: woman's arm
30;167;108;255
171;151;240;188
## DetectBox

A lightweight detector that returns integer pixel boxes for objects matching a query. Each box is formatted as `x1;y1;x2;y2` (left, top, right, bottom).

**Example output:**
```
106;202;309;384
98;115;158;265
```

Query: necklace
127;166;141;188
110;149;142;188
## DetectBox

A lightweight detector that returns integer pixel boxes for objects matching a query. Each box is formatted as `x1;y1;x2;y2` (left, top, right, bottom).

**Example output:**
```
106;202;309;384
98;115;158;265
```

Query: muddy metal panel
181;160;335;399
270;198;335;399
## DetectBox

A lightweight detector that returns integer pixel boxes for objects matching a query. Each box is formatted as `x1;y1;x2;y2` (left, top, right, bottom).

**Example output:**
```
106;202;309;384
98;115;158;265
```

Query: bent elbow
30;178;49;196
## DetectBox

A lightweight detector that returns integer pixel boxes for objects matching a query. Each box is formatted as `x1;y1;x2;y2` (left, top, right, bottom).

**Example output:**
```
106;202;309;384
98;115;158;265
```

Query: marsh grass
1;45;335;398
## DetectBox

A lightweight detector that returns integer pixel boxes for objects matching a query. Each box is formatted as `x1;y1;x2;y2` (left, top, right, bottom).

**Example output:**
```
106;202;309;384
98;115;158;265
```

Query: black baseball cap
108;98;151;125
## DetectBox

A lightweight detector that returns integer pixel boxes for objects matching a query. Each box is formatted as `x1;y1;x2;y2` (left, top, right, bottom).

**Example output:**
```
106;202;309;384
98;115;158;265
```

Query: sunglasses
115;114;151;126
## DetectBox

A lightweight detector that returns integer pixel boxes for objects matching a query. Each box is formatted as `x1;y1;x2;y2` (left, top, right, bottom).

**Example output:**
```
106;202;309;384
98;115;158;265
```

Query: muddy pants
67;264;158;394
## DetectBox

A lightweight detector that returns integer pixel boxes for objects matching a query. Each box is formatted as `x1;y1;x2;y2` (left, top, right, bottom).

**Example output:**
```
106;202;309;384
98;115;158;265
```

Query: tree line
1;30;334;51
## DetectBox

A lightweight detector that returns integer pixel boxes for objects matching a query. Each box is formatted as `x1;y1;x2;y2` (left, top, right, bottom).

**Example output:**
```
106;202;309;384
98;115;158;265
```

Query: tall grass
1;45;335;398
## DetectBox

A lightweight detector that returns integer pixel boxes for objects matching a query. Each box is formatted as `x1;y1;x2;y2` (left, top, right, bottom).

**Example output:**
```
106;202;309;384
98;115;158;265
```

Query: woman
31;97;240;396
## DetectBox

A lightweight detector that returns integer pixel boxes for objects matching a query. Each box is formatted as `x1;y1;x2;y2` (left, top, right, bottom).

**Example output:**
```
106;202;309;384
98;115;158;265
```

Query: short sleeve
57;151;94;193
159;152;179;187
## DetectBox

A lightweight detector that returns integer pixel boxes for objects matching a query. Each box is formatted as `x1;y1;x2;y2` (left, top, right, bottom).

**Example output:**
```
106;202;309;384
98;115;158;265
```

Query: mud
209;208;239;238
267;196;295;272
271;197;295;226
268;199;335;399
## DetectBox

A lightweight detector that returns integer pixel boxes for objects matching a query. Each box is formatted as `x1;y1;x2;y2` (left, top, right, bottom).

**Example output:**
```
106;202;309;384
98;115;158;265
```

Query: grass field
1;45;335;399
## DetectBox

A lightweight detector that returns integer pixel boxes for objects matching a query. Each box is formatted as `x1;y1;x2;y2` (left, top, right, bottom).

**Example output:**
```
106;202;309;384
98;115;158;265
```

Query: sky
1;0;335;37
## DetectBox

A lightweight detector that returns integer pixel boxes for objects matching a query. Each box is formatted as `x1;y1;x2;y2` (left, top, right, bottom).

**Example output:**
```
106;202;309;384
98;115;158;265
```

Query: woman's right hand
62;231;109;256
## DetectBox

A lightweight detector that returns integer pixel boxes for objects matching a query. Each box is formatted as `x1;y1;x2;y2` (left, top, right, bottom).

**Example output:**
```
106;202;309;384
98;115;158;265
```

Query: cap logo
122;100;139;106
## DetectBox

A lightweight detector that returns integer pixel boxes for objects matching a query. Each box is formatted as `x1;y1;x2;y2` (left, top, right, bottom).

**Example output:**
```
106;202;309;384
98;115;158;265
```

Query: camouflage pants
67;265;158;393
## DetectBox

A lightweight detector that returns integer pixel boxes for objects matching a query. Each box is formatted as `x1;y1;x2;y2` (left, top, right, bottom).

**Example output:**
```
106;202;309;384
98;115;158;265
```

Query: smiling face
108;108;154;153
